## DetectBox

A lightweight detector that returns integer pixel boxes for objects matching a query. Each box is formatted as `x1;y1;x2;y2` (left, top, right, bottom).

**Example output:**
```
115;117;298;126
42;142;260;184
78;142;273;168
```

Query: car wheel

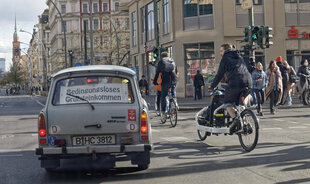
137;164;149;170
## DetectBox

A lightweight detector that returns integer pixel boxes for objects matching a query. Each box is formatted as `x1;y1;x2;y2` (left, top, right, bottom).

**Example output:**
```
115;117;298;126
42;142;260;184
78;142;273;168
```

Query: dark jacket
153;57;176;86
247;61;256;74
297;65;310;87
139;79;149;93
194;73;204;88
211;50;252;89
277;62;288;83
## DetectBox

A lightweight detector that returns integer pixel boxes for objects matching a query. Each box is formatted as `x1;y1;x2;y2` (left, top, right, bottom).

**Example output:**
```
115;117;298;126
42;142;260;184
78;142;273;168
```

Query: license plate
72;135;115;146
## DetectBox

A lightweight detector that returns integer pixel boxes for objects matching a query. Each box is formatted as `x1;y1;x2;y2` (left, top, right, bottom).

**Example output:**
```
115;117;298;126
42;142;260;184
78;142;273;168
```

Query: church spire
14;14;17;38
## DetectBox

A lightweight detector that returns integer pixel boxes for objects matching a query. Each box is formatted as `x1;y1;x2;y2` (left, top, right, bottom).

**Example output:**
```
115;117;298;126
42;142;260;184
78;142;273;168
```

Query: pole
248;1;255;60
49;0;67;68
88;0;94;65
154;0;160;61
84;20;88;65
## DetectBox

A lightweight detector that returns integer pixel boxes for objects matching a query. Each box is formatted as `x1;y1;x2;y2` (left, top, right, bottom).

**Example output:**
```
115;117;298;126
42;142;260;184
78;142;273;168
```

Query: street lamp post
48;0;68;68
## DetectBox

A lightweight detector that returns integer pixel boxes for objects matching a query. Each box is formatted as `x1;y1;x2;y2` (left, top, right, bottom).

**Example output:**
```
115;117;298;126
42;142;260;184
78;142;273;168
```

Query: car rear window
52;76;134;105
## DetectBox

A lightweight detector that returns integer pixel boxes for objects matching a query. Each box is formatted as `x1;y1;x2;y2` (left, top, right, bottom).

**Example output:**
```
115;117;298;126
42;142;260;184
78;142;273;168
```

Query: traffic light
68;50;73;67
243;26;251;42
252;26;260;42
257;26;264;49
264;26;273;48
153;47;159;59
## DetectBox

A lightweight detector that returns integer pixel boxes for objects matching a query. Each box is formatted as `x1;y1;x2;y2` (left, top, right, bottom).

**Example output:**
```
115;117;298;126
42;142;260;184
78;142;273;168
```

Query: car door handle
84;124;102;128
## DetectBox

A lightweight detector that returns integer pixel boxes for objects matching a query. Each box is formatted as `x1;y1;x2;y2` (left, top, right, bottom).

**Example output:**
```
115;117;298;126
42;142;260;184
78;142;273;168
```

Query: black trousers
156;91;161;111
254;89;265;113
270;90;280;113
194;86;202;100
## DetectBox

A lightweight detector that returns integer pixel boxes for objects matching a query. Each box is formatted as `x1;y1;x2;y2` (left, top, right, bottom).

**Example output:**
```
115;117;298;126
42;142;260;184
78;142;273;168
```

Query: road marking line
290;122;299;124
0;149;34;153
0;154;23;157
262;128;282;130
0;134;14;139
161;137;190;142
303;124;310;126
274;119;284;122
151;129;160;132
32;134;38;136
288;126;308;129
35;100;45;107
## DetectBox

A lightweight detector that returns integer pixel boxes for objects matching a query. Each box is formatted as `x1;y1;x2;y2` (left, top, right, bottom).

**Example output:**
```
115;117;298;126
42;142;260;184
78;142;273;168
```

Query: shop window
185;42;215;97
285;0;310;25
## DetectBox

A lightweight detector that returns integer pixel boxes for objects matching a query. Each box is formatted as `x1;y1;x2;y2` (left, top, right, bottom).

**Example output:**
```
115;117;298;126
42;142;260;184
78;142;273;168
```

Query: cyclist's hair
268;60;276;71
301;59;308;66
161;52;168;58
220;43;234;52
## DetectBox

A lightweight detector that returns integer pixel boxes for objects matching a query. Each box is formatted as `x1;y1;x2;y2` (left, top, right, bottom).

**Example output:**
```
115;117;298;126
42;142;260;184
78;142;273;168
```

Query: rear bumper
36;144;152;155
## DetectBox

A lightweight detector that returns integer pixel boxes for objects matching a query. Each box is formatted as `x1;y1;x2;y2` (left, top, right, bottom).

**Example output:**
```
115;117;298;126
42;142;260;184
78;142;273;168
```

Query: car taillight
38;114;46;137
140;111;148;134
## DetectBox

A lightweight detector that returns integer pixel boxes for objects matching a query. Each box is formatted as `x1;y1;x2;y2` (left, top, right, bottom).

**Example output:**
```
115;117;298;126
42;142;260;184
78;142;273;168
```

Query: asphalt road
0;89;309;184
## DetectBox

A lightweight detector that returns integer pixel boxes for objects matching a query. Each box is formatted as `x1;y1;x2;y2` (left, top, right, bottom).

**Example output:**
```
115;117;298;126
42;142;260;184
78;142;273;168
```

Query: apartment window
83;20;89;30
132;12;137;46
183;0;214;30
103;36;108;47
125;18;129;30
185;42;215;97
147;2;155;41
236;0;264;27
141;7;146;43
94;19;99;30
115;18;120;28
93;3;98;13
61;4;66;14
83;4;88;13
285;0;310;25
103;3;109;12
62;21;67;32
163;0;170;34
103;19;109;29
115;2;120;11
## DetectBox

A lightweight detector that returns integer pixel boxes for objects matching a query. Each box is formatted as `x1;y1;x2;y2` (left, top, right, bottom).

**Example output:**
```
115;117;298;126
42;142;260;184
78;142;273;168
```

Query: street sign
74;62;83;67
241;0;252;9
95;53;109;57
39;76;42;80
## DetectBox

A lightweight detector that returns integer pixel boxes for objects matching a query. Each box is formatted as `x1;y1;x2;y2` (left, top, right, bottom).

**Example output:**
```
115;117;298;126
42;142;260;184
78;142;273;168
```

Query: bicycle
196;87;259;152
161;89;178;127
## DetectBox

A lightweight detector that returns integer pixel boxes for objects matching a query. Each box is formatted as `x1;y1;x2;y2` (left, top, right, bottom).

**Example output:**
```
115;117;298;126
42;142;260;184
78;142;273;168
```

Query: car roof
52;65;136;78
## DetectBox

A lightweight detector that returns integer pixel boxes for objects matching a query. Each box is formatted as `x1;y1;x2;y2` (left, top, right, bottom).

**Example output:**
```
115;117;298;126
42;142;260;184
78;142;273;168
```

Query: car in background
35;65;152;171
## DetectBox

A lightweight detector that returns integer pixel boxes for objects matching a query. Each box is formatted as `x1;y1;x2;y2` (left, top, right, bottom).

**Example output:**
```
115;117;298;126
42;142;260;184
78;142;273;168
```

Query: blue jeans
161;83;170;113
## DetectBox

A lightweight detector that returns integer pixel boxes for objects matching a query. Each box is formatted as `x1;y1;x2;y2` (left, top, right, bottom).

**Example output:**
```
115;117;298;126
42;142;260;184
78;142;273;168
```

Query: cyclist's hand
208;87;215;92
153;81;159;85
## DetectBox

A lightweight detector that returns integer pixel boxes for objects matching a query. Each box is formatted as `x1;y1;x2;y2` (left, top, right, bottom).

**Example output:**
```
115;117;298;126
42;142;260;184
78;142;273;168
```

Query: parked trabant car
35;65;152;171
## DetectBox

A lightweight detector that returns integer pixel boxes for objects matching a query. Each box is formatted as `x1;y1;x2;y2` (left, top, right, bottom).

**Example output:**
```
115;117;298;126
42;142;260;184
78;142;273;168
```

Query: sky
0;0;48;72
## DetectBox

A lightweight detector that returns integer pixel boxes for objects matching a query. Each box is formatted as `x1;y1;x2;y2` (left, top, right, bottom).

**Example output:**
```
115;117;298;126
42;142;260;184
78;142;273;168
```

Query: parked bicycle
161;88;178;127
195;87;259;152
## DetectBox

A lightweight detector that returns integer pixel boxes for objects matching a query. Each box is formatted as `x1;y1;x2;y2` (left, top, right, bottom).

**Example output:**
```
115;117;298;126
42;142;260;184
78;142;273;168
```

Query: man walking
139;75;149;97
194;70;204;100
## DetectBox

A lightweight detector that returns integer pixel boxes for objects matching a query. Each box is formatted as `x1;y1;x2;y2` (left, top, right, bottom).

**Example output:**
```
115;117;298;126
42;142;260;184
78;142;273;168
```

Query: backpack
162;58;174;73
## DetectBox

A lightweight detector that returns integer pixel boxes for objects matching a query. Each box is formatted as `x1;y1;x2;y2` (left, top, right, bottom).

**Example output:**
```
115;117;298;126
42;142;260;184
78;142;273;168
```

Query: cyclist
153;51;177;122
209;43;252;132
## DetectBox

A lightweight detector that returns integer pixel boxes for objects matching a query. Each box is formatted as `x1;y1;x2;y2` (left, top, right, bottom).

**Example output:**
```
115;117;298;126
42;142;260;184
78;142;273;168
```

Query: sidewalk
144;95;309;112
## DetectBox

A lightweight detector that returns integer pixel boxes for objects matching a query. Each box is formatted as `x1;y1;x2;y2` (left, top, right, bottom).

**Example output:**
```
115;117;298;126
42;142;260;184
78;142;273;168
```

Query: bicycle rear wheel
169;100;178;127
197;130;208;141
238;109;259;152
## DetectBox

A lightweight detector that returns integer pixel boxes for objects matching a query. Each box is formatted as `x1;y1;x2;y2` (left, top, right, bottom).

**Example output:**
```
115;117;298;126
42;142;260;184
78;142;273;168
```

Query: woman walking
283;60;296;106
266;60;283;115
251;62;268;116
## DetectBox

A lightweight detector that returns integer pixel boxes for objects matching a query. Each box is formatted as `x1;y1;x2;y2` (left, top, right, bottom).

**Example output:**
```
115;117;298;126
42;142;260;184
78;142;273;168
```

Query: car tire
137;164;149;170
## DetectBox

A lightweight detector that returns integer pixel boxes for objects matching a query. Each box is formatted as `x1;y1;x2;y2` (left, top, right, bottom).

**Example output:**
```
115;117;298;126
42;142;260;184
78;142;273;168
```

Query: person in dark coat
276;56;288;104
297;59;310;96
139;75;149;96
194;70;204;100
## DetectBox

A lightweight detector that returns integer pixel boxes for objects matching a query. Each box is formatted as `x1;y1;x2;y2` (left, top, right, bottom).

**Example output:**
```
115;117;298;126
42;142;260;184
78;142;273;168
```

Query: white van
35;65;152;171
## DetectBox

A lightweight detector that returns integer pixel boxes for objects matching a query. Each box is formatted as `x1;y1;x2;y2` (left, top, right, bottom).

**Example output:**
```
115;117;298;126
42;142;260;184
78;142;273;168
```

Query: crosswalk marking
288;126;308;129
289;122;299;124
161;137;190;142
274;119;284;122
262;128;282;131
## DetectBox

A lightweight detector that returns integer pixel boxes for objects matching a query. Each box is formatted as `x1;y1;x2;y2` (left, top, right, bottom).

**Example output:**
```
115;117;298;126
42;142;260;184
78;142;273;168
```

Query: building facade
46;0;131;75
127;0;310;97
0;58;5;73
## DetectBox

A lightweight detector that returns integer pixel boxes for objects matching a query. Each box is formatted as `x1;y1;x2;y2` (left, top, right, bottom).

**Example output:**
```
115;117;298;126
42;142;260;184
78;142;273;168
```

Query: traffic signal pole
248;2;255;61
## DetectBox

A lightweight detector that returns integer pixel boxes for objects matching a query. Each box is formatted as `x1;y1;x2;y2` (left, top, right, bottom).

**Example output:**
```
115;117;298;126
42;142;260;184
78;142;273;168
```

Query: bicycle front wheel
238;109;259;152
169;100;178;127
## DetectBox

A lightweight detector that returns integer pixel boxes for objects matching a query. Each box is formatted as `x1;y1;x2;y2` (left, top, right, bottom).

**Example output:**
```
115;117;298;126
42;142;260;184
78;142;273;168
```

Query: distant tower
12;15;21;64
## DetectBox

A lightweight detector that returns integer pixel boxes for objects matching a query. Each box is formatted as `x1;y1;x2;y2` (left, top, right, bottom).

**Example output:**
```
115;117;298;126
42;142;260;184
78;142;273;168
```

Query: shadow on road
1;141;309;183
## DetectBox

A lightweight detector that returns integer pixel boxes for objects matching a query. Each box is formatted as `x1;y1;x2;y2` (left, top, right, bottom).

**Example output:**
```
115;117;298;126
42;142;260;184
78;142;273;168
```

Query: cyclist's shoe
229;118;241;134
160;112;167;124
155;111;161;116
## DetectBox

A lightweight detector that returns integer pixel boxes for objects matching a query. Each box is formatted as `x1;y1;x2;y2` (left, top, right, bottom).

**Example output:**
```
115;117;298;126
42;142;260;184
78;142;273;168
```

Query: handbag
289;72;297;83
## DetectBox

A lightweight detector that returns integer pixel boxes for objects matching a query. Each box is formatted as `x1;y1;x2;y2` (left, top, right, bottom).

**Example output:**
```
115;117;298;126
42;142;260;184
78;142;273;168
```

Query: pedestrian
276;56;288;105
251;62;268;116
153;73;162;116
266;60;283;115
139;75;149;97
283;60;297;106
35;86;39;95
297;59;310;99
194;70;204;100
6;88;8;96
246;58;257;106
